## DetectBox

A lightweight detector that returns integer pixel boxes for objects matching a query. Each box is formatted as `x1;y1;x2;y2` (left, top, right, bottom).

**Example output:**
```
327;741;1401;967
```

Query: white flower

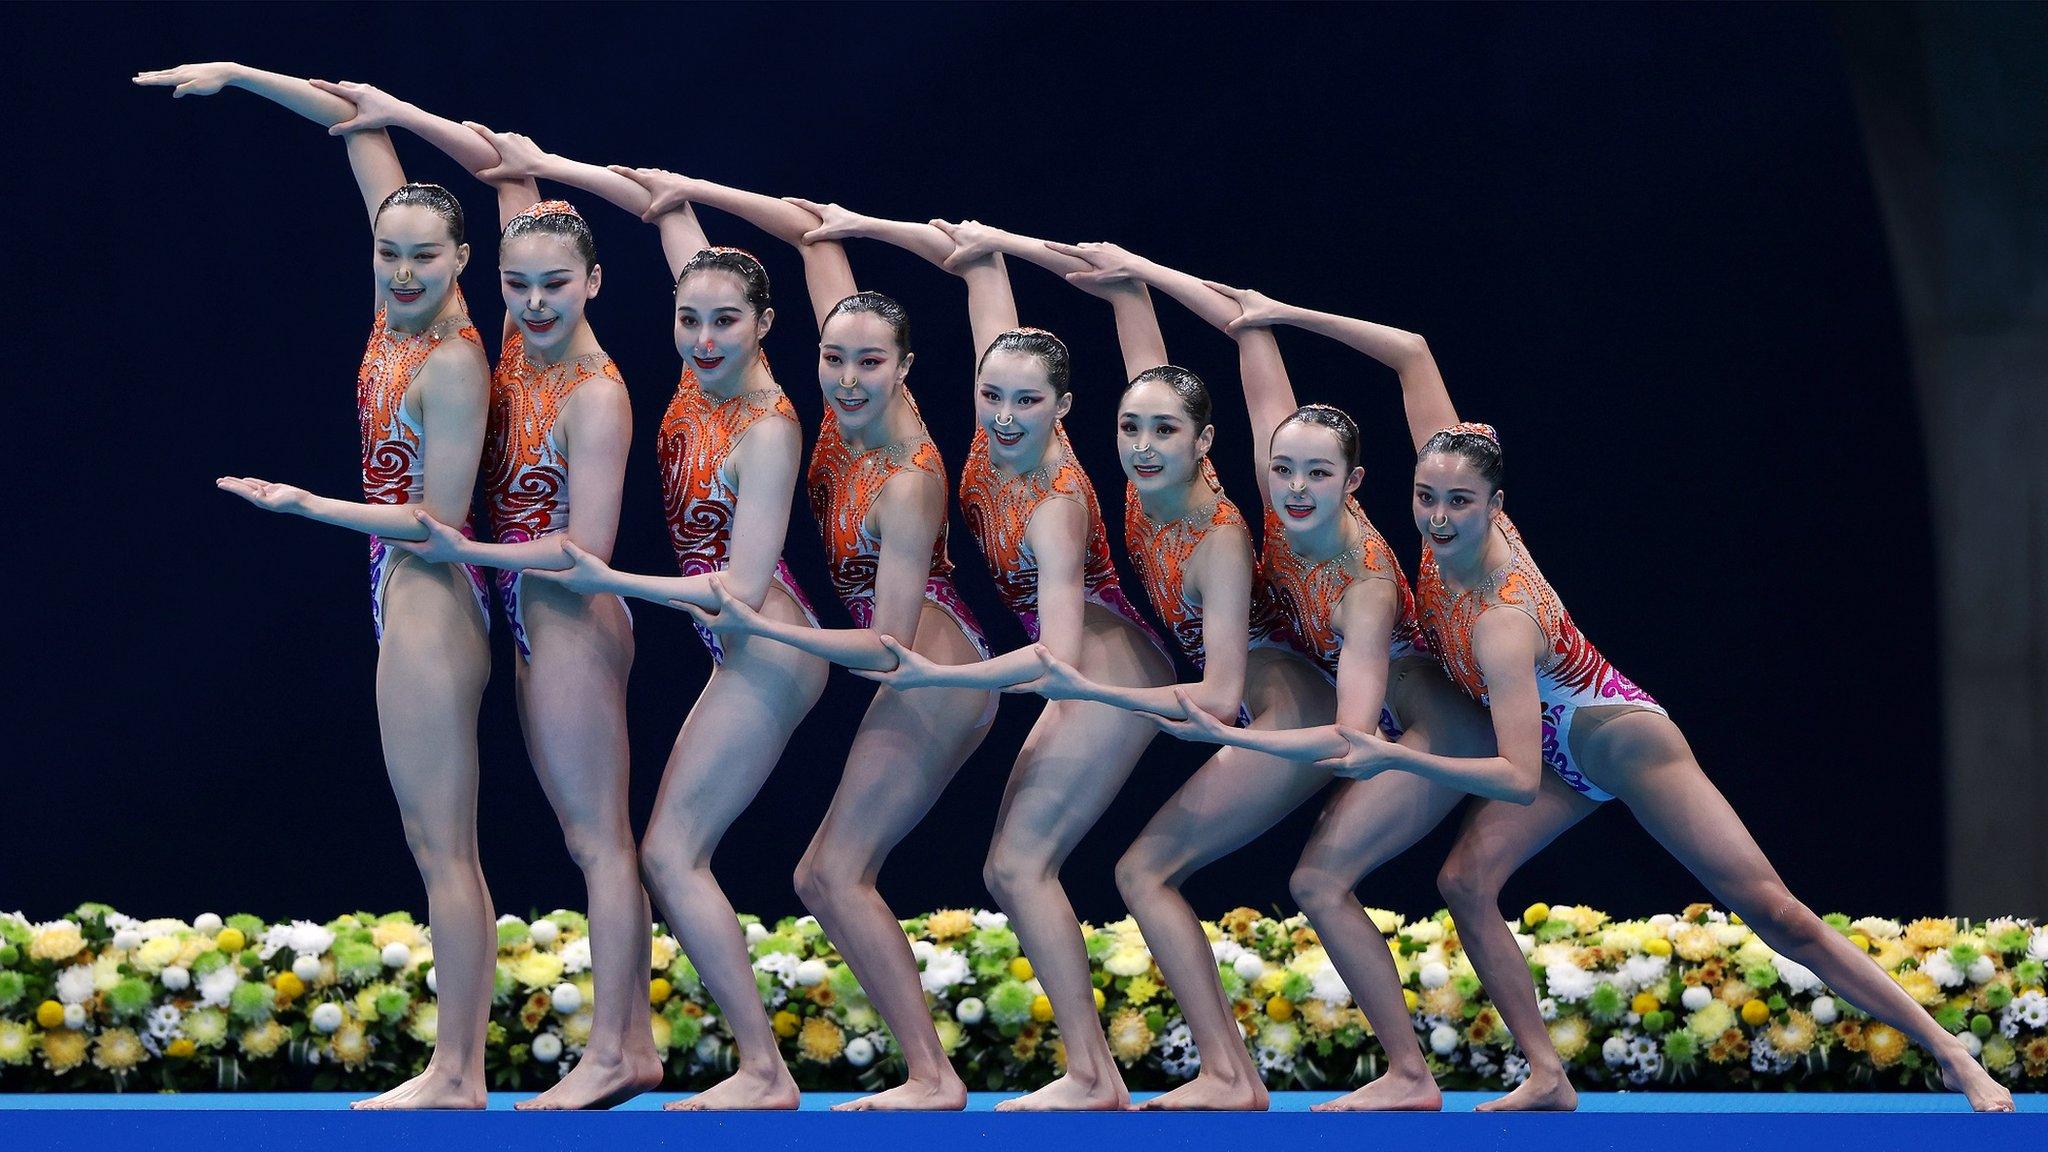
1809;997;1838;1025
1851;917;1902;941
63;1004;88;1029
530;919;561;947
918;947;970;994
1429;1024;1459;1055
693;1035;721;1063
426;967;438;995
531;1032;563;1063
1513;932;1536;958
1711;923;1752;948
161;966;191;993
310;1004;344;1034
1920;950;1964;988
1648;914;1676;929
194;913;223;936
1773;955;1823;996
1157;1019;1201;1079
1405;919;1445;946
1367;908;1404;934
1538;998;1559;1021
1545;963;1595;1003
55;964;96;1005
1104;947;1152;978
1629;1035;1659;1063
1233;954;1265;983
2027;929;2048;963
972;911;1009;930
137;918;186;941
1617;954;1670;994
844;1036;876;1067
113;929;142;953
1419;962;1451;990
550;983;583;1015
197;964;241;1007
292;955;324;984
146;1004;184;1042
1602;1036;1631;1066
287;921;336;958
381;943;412;969
1209;939;1245;967
1502;1052;1531;1086
1999;990;2048;1036
1959;1031;1983;1057
910;939;936;963
794;960;829;987
743;923;769;946
558;938;591;975
1680;986;1713;1012
954;998;985;1025
753;952;799;987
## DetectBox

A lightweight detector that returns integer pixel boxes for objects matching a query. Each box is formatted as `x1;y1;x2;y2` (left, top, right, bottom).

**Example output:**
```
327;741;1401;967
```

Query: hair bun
1442;421;1499;445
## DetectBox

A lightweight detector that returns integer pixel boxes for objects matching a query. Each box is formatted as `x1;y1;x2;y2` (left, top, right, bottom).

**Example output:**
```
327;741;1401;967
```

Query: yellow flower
1547;1015;1590;1060
1766;1010;1818;1057
1049;1038;1067;1072
134;936;183;974
165;1038;196;1060
0;1021;35;1066
935;1018;965;1055
1092;987;1106;1012
1631;991;1662;1016
274;972;305;1003
1403;989;1420;1013
1556;905;1610;934
649;936;679;972
1107;1008;1154;1064
798;1017;845;1063
1266;996;1295;1022
330;1023;371;1068
215;927;247;954
1298;998;1343;1034
1254;970;1287;997
1643;937;1672;957
649;978;672;1006
1740;999;1772;1027
1717;979;1756;1006
1673;926;1719;962
1863;1022;1907;1068
772;1010;800;1038
91;1028;146;1073
1895;970;1944;1007
239;1021;289;1059
371;922;424;951
650;1015;672;1054
1687;1001;1736;1041
1870;938;1911;972
1423;984;1465;1019
35;1000;65;1029
561;1008;594;1047
1008;957;1035;981
41;1028;88;1073
1849;933;1870;952
1219;907;1262;940
29;923;86;963
1981;1036;2016;1071
406;1004;439;1044
1366;908;1405;934
1030;995;1055;1023
1104;948;1152;978
1903;918;1956;950
509;952;565;990
926;910;974;941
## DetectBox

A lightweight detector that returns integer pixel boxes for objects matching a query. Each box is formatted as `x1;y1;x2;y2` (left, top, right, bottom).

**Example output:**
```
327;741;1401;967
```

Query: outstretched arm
469;138;711;280
1225;290;1455;455
621;175;855;331
134;62;405;224
931;221;1019;360
305;81;539;228
977;228;1168;379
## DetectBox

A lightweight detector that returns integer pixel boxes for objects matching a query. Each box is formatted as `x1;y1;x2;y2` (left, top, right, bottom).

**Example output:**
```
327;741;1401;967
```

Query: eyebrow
821;344;889;355
679;305;745;314
375;239;445;248
504;268;576;276
1119;412;1178;421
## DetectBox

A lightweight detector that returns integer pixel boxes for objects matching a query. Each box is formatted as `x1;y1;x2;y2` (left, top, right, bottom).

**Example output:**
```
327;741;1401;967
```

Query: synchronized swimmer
135;61;2016;1115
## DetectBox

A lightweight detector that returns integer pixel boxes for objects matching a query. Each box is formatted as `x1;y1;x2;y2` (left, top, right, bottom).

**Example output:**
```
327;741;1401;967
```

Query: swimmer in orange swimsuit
314;86;658;1111
803;218;1176;1110
675;194;997;1112
1185;289;2014;1114
138;61;500;1112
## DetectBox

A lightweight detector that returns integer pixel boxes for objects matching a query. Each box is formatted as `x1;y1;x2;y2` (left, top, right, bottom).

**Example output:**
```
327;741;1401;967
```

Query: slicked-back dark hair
979;328;1071;397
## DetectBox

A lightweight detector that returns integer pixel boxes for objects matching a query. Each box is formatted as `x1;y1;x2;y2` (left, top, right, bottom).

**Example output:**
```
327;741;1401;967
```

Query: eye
1450;495;1469;507
823;353;843;365
1416;491;1434;504
1017;396;1039;406
1272;464;1290;475
545;280;570;290
1311;469;1331;480
860;358;884;369
979;389;1000;404
680;315;698;327
1119;421;1138;435
378;250;397;260
414;254;436;263
715;317;734;327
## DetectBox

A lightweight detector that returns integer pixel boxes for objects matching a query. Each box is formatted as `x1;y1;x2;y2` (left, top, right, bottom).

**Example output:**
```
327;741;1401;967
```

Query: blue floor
0;1092;2039;1151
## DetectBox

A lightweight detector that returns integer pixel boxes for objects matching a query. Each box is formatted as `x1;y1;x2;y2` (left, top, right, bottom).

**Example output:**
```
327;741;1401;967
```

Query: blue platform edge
0;1091;2041;1152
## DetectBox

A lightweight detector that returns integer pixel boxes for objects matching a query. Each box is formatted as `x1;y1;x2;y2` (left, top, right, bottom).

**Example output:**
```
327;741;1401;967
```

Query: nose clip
1429;512;1449;529
995;411;1015;428
393;265;413;285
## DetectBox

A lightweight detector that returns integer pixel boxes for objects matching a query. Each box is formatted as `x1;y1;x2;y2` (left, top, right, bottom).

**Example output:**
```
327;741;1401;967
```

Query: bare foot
995;1071;1130;1111
1310;1068;1442;1112
1137;1068;1269;1111
1941;1055;2016;1112
515;1048;664;1111
830;1075;968;1111
1475;1068;1577;1112
352;1064;486;1110
664;1064;801;1111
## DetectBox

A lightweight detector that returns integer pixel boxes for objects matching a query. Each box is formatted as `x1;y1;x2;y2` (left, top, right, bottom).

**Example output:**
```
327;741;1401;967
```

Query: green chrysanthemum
1662;1029;1699;1065
1987;927;2029;955
1084;932;1116;962
970;926;1020;958
0;918;31;946
1948;943;1981;969
495;920;530;950
190;949;230;978
1218;967;1246;999
1280;971;1313;1001
668;956;702;996
0;970;26;1010
228;981;274;1024
986;979;1035;1027
106;977;154;1018
1822;913;1852;932
0;1020;33;1065
1745;964;1779;989
543;911;588;936
751;933;801;958
225;914;265;941
1985;982;2016;1009
1452;973;1483;999
374;986;411;1019
1586;982;1626;1022
670;1012;702;1050
827;963;865;1003
183;1008;228;1049
332;941;382;983
2013;960;2045;987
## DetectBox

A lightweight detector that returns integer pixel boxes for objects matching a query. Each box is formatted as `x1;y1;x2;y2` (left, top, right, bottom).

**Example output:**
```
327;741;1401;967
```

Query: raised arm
618;176;855;331
305;81;539;228
134;62;405;224
930;221;1020;360
467;137;711;280
1224;291;1456;455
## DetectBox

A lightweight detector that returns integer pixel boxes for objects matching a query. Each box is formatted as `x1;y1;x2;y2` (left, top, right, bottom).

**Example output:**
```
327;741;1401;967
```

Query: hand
522;539;616;595
1139;686;1238;744
1204;280;1288;332
215;476;308;514
671;574;763;637
1006;644;1093;701
1046;240;1146;296
308;79;406;135
469;123;548;182
611;166;698;221
133;63;241;98
932;219;1001;272
1314;724;1396;779
784;197;867;244
850;635;949;689
384;511;471;564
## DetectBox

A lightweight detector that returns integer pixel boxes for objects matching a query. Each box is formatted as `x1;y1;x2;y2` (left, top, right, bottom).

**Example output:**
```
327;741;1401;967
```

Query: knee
1436;853;1498;909
560;822;635;875
398;819;475;881
1114;847;1171;905
982;844;1054;905
1289;864;1348;918
793;851;857;910
1728;883;1820;948
636;832;702;895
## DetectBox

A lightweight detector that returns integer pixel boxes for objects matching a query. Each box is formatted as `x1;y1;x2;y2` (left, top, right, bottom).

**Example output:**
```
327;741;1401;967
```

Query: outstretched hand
611;166;698;221
383;511;470;564
1003;644;1092;700
1139;686;1238;743
308;79;403;135
133;63;239;98
1046;241;1146;297
849;634;946;689
469;124;546;182
933;219;1001;272
671;574;764;636
523;539;615;595
784;197;866;245
1202;280;1288;332
1313;724;1394;779
215;476;308;515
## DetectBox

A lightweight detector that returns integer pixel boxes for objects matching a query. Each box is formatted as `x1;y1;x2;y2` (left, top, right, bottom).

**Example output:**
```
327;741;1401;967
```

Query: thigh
1299;771;1466;880
648;648;828;844
1446;770;1602;883
516;625;635;827
1125;742;1332;881
993;699;1158;858
807;678;991;869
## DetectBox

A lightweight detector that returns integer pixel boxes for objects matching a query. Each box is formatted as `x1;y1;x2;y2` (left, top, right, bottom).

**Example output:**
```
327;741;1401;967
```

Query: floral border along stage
0;903;2043;1093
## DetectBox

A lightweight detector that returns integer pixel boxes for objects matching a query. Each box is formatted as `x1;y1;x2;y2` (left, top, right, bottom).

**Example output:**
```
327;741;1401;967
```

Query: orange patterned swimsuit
483;329;630;660
358;295;492;641
1415;512;1663;801
958;422;1165;655
1250;499;1427;737
659;366;819;662
805;397;989;659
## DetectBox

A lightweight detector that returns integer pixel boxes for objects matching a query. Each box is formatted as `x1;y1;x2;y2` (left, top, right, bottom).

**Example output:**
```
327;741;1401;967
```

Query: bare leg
1436;775;1600;1112
799;607;993;1112
987;696;1162;1111
513;592;662;1111
353;559;494;1111
647;619;827;1112
1593;712;2016;1112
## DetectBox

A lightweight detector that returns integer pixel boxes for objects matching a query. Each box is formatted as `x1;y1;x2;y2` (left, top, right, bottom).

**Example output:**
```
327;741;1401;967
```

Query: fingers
460;119;494;139
610;164;651;185
782;196;827;216
327;118;366;137
671;600;714;626
928;219;959;237
173;81;201;98
1200;278;1244;298
1044;241;1088;258
849;668;889;683
877;634;910;657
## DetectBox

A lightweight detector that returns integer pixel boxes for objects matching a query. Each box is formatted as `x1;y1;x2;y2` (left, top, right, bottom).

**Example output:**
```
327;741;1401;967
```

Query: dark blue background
11;3;1939;924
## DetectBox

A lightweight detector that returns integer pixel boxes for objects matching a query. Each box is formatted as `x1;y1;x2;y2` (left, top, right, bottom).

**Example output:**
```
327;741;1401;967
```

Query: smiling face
1118;379;1214;496
1268;421;1363;535
675;269;771;388
818;309;911;436
1412;450;1503;561
374;203;468;322
500;233;600;355
976;348;1070;468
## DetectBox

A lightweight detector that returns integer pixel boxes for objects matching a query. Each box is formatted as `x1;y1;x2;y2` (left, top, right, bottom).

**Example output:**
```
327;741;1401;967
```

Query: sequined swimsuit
958;422;1166;657
358;295;492;641
659;365;819;662
1124;467;1254;725
1251;499;1428;738
1415;512;1664;801
483;329;632;660
806;395;990;663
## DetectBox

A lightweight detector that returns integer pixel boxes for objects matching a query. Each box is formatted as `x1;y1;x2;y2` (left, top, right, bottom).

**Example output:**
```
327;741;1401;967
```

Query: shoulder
1191;516;1254;574
415;339;490;408
1024;494;1089;553
732;408;803;467
875;463;947;522
1337;574;1399;630
1472;605;1544;663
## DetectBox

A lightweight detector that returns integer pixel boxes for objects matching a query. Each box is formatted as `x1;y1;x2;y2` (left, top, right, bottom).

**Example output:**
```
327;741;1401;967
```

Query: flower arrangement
0;902;2041;1093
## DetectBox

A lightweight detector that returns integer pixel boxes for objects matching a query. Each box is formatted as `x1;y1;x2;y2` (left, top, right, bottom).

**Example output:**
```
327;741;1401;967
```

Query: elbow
1505;760;1543;805
1394;331;1431;369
